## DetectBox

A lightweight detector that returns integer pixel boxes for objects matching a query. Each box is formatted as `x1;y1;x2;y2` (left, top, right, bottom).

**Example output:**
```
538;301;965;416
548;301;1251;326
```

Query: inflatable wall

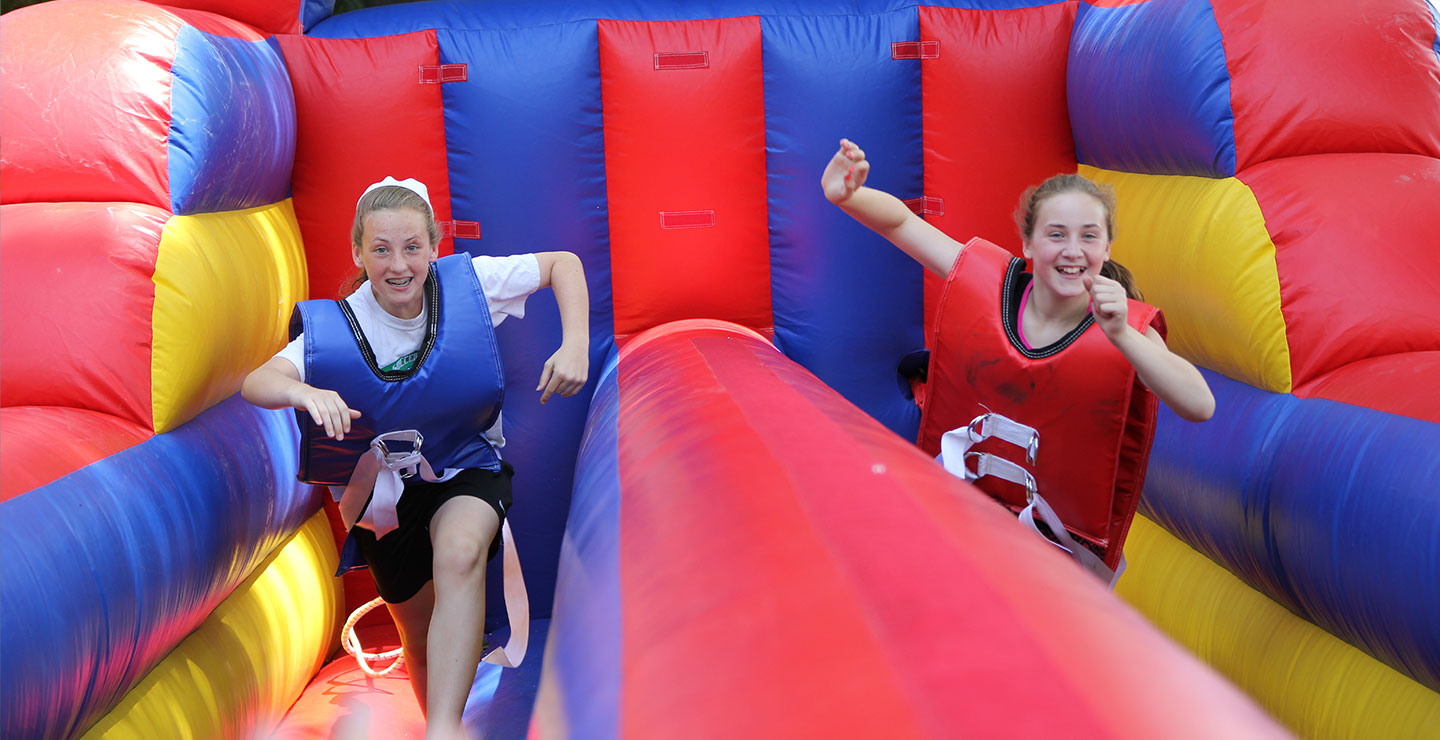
1;1;340;737
2;0;1436;737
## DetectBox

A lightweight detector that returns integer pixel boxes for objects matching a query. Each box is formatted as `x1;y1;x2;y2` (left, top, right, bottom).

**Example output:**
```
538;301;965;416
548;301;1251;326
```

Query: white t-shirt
276;253;541;453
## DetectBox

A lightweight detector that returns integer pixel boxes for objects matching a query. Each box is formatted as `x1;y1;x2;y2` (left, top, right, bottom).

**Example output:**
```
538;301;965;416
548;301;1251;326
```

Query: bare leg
424;496;500;740
386;580;437;714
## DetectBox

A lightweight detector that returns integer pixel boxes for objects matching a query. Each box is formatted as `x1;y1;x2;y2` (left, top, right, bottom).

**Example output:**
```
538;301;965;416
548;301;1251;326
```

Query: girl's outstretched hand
1085;274;1130;342
537;342;589;404
821;138;870;204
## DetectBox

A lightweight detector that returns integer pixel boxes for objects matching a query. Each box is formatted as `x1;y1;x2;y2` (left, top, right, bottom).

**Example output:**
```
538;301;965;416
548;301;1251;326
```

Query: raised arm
241;356;361;440
820;138;964;277
533;251;590;404
1086;275;1215;422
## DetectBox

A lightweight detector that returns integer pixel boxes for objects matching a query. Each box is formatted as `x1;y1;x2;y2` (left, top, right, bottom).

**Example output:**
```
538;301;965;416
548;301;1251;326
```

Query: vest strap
482;518;530;667
338;429;531;667
937;411;1041;477
937;413;1123;587
337;430;441;536
1019;493;1125;588
967;409;1039;465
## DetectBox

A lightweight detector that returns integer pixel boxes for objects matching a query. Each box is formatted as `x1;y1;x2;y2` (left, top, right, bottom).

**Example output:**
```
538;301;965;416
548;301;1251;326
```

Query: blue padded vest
290;254;505;485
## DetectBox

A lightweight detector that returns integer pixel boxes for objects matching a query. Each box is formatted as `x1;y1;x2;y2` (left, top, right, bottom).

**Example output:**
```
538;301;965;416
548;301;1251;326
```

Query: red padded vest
918;238;1164;568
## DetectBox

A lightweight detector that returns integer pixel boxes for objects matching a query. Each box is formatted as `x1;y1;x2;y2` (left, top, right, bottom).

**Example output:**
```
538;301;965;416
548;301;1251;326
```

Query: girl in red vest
821;139;1213;572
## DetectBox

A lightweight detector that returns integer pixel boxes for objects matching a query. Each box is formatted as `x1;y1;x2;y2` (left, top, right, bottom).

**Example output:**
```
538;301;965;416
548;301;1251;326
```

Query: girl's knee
431;532;489;584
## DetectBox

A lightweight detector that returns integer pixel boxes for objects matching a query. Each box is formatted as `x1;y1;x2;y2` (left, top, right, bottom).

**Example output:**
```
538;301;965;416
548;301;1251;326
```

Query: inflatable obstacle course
3;0;1437;737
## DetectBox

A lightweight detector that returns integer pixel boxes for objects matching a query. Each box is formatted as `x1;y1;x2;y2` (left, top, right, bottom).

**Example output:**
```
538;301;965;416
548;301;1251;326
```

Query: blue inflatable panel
168;26;295;215
1428;0;1440;61
764;10;924;441
465;618;551;740
311;0;1086;37
302;0;335;31
435;23;613;628
0;397;315;739
1069;0;1236;177
1142;370;1440;691
545;347;623;739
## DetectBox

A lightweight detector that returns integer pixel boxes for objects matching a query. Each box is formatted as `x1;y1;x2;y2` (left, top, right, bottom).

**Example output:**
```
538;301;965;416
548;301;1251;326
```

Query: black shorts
348;461;514;604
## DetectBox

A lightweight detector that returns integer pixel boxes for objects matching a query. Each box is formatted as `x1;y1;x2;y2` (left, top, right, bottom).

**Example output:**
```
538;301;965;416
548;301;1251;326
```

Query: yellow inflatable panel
1117;516;1440;739
1079;166;1292;393
151;199;308;433
80;511;343;739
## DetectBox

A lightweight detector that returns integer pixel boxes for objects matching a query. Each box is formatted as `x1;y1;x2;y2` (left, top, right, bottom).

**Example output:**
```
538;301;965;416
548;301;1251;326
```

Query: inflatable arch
2;0;1438;737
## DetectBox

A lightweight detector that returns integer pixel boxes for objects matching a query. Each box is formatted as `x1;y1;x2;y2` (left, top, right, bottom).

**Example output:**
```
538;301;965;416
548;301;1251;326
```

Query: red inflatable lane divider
600;18;771;338
603;319;1286;739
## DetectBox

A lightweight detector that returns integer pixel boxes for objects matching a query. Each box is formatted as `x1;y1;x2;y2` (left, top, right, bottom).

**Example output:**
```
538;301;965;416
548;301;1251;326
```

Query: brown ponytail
1101;259;1143;301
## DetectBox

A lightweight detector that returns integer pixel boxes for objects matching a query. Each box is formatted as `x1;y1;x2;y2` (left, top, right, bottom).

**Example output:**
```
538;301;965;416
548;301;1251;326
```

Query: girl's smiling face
1022;191;1111;303
353;206;438;319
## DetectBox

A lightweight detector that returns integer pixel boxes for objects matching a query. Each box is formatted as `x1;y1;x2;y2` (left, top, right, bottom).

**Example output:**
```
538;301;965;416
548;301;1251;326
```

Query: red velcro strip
891;41;940;60
418;63;469;83
440;220;482;239
653;51;710;70
659;210;716;229
903;196;945;216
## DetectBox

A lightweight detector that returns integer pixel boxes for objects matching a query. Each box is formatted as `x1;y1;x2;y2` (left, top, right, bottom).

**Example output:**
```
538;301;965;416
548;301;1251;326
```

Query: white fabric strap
964;452;1038;494
481;518;529;667
336;430;442;537
337;429;530;667
967;410;1039;465
937;411;1041;472
1018;492;1123;587
936;410;1040;485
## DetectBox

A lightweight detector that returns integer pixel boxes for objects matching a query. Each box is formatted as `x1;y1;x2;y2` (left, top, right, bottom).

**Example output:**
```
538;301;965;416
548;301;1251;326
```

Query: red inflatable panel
276;32;455;300
1216;0;1440;169
1240;153;1440;386
0;203;165;428
919;3;1077;336
270;623;422;740
0;0;264;209
599;18;771;338
0;407;152;503
151;0;306;34
1294;352;1440;424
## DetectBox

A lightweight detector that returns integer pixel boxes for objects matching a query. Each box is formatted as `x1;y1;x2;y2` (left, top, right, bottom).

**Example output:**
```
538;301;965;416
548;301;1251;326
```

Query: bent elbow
1181;395;1215;423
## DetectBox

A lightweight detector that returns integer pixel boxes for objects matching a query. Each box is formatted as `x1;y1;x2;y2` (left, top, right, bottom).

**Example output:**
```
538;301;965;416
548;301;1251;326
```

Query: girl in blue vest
242;177;589;740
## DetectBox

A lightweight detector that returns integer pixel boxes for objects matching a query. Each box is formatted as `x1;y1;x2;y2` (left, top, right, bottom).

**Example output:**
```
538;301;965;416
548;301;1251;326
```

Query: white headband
359;176;433;213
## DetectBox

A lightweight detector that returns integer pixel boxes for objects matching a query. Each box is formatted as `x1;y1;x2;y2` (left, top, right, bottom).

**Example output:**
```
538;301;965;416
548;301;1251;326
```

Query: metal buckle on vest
372;430;425;477
962;451;982;482
967;410;1039;465
963;451;1039;502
